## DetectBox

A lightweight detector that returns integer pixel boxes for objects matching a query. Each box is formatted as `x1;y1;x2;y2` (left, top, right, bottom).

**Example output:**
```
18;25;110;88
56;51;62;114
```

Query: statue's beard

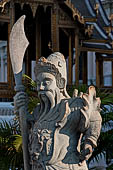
38;88;61;121
38;90;56;121
39;90;55;110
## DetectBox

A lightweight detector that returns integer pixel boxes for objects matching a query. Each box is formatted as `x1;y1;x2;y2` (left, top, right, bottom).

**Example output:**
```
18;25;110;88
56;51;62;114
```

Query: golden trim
0;0;10;12
83;39;109;43
84;18;97;22
85;24;94;37
104;26;113;36
109;14;113;21
94;3;99;16
64;0;85;24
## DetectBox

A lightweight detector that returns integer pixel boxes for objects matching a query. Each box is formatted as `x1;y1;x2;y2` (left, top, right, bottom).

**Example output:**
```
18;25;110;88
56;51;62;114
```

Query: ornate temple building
0;0;113;101
0;2;112;169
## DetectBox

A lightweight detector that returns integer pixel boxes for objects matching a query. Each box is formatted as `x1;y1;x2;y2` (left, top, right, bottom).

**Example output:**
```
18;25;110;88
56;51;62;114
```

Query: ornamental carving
0;0;10;15
94;3;99;16
85;24;94;37
65;0;85;24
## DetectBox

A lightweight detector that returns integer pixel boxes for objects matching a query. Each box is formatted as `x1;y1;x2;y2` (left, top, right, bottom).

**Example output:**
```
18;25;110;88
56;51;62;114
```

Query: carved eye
58;61;62;67
44;80;50;86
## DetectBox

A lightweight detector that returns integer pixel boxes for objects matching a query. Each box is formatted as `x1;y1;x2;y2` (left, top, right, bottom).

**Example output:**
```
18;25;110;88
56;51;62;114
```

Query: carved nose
39;83;44;90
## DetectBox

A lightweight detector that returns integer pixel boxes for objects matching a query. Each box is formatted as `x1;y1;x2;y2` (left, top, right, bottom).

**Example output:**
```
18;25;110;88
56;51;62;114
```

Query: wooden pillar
7;23;11;88
10;1;15;28
36;20;41;62
96;54;100;87
82;51;87;84
51;4;59;52
96;53;103;87
9;1;15;89
75;31;79;86
68;35;72;85
100;58;103;87
112;61;113;88
1;49;4;82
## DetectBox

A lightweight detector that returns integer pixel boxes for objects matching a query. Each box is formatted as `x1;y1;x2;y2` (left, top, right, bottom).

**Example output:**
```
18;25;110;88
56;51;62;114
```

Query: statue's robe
28;97;102;170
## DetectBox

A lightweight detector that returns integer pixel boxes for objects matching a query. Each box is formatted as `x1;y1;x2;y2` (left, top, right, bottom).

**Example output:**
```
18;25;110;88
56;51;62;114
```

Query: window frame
0;17;14;98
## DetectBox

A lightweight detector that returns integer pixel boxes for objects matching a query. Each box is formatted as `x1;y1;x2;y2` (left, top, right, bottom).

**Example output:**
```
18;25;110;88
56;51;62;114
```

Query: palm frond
12;134;22;152
23;74;37;88
0;119;23;169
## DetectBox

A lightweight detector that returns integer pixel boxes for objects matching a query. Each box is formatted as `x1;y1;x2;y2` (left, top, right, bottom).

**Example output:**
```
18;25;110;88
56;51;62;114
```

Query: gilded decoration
94;3;99;16
85;24;94;37
0;0;10;13
64;0;85;24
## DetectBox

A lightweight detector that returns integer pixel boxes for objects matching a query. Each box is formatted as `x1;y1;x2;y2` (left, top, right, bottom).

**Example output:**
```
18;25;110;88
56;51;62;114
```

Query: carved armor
28;96;102;170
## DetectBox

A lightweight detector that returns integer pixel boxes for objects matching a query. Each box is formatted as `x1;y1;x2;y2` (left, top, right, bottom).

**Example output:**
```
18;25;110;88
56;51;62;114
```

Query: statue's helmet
34;52;69;98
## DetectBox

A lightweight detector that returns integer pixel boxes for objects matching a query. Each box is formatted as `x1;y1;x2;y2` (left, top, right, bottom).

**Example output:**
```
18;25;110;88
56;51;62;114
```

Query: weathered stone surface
9;15;29;74
14;52;102;170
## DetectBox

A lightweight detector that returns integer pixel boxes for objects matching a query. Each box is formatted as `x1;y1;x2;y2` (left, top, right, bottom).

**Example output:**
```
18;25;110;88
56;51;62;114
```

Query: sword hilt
14;71;25;92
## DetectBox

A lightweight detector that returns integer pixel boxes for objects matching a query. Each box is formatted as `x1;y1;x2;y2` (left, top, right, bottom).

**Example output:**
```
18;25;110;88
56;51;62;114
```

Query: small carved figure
14;52;102;170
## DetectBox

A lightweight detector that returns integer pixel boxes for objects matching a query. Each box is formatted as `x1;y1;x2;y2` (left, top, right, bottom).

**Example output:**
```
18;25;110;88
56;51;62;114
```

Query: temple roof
82;42;112;50
65;0;113;53
0;0;112;53
86;22;108;40
71;0;95;18
92;0;110;27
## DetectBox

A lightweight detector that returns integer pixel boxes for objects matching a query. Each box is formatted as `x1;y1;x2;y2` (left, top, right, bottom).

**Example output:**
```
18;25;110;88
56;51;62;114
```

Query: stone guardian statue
14;53;102;170
10;16;102;170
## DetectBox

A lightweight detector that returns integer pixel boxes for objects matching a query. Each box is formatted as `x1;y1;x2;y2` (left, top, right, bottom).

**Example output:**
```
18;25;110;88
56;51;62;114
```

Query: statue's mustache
38;90;53;96
38;90;54;100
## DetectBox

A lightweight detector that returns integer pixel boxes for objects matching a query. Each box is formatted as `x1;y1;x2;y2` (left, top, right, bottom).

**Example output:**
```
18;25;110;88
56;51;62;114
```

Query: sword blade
9;15;29;74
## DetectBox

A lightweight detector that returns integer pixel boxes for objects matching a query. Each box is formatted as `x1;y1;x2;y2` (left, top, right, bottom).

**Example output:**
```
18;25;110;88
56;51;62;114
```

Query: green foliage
96;88;113;162
13;135;22;152
0;120;23;170
23;74;39;113
107;163;113;170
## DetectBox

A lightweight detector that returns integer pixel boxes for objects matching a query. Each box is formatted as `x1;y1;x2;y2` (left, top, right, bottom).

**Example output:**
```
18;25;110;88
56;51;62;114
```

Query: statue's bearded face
36;72;57;105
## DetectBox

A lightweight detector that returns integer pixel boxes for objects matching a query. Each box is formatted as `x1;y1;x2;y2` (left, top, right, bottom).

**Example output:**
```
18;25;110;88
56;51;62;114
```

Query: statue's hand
14;92;28;114
79;143;93;164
